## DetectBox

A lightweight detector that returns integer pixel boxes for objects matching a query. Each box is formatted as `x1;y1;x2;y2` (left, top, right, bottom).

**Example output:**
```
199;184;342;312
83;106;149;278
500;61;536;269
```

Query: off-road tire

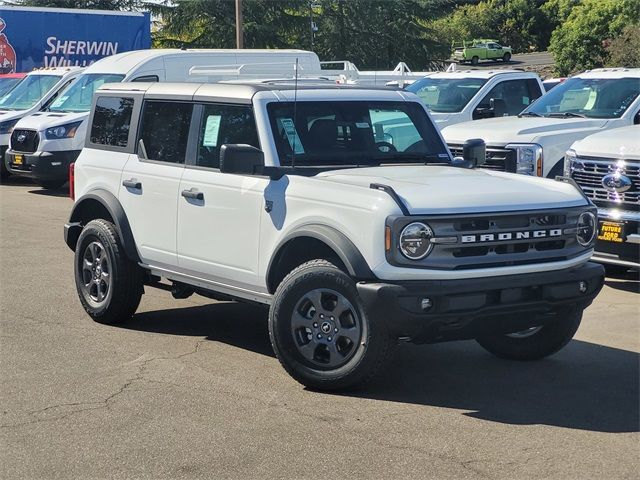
471;56;479;65
38;179;66;190
74;219;143;325
269;259;392;391
503;52;512;62
476;308;582;361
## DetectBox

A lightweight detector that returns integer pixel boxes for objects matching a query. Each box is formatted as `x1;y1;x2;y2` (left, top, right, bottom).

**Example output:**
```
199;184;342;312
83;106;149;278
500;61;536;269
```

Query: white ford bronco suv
64;82;604;390
442;68;640;177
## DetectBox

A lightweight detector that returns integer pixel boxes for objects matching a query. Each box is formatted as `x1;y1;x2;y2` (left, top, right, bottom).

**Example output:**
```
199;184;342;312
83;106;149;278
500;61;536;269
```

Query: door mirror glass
220;144;264;175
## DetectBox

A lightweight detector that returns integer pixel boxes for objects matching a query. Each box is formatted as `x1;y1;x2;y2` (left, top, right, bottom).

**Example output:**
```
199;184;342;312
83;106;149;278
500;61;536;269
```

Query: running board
140;263;273;305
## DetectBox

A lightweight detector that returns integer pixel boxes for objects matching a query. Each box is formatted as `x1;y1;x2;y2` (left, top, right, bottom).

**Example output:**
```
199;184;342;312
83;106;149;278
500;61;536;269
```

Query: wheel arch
65;189;140;263
266;224;376;294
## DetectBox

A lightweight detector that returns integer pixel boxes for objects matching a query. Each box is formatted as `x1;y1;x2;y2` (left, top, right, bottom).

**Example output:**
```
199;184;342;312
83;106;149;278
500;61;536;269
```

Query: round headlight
576;211;596;247
399;222;434;260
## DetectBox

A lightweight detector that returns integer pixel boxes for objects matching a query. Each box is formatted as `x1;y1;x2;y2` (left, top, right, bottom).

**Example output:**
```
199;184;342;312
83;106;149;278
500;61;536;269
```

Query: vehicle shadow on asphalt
125;302;638;434
605;272;640;294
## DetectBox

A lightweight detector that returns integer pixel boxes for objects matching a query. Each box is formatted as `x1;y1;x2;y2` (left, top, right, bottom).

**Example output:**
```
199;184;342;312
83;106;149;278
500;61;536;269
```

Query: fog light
420;298;433;311
579;281;587;293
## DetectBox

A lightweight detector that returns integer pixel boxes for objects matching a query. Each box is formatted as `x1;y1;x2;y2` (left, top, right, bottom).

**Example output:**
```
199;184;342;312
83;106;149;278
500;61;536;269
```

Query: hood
315;165;587;214
442;116;610;144
0;109;29;122
572;125;640;160
13;111;89;130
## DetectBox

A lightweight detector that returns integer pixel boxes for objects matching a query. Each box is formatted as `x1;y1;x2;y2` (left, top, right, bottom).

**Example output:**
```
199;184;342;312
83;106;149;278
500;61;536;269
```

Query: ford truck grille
11;129;39;153
447;144;516;172
570;156;640;211
387;207;591;270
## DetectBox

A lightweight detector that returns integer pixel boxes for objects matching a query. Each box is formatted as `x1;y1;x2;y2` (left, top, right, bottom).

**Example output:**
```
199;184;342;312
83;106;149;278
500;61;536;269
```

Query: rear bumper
357;262;604;343
5;149;80;181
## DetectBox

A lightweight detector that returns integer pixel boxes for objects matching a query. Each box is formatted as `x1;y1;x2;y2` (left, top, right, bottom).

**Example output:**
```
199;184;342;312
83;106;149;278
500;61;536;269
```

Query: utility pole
235;0;243;49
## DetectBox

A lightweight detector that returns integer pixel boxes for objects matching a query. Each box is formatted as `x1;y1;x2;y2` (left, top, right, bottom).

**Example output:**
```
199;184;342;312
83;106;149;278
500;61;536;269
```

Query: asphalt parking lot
1;179;638;480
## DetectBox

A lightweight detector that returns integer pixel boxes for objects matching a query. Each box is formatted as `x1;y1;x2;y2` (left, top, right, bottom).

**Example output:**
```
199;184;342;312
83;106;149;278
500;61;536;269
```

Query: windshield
267;101;450;167
49;73;124;113
0;77;23;97
524;77;640;119
0;74;61;111
406;77;487;113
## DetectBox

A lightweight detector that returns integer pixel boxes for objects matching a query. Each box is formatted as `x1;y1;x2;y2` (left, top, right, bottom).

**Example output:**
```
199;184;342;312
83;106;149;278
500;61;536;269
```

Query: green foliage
606;24;640;68
431;0;551;54
549;0;640;75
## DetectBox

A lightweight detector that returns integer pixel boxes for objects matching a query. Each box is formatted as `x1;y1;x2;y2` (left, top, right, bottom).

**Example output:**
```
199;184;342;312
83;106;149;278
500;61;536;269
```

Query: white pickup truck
565;125;640;270
405;69;544;129
442;68;640;177
65;82;604;390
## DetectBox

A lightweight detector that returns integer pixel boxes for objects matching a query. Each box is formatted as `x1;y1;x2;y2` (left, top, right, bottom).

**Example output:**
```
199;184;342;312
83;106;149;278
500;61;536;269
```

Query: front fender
65;189;140;263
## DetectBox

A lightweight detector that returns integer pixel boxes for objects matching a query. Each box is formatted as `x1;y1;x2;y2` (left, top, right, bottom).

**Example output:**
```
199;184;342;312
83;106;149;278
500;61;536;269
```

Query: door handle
122;178;142;189
181;188;204;201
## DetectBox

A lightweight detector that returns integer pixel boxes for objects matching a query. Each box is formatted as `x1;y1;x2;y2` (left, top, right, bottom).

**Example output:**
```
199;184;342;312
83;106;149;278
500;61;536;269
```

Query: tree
549;0;640;75
150;0;308;50
606;24;640;68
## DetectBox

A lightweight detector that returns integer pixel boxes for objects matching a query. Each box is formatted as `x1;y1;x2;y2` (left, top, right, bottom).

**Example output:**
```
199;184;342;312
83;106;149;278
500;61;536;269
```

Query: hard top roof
96;81;408;104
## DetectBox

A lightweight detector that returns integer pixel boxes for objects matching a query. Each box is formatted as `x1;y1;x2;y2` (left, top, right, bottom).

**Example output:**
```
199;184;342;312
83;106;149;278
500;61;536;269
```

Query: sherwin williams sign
0;6;151;72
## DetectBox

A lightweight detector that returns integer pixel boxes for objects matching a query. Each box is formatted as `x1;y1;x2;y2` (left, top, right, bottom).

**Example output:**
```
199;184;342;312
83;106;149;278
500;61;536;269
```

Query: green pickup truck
452;39;512;65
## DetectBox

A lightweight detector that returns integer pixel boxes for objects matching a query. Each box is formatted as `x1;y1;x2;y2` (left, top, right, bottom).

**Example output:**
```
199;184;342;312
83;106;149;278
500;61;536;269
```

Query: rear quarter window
90;96;135;148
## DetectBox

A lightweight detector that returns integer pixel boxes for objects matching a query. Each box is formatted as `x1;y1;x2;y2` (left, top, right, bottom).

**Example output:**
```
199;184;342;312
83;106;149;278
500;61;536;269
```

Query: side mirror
634;111;640;125
490;98;508;117
463;138;486;167
220;144;264;175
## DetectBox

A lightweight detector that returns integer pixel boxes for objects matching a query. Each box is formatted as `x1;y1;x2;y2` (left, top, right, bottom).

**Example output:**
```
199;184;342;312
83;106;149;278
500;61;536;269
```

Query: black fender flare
267;224;376;292
65;189;140;263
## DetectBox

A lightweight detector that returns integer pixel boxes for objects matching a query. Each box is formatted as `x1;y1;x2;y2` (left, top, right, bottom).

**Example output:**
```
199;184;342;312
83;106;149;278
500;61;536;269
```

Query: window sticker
202;114;221;147
51;96;68;108
355;122;370;129
280;117;304;154
522;96;530;105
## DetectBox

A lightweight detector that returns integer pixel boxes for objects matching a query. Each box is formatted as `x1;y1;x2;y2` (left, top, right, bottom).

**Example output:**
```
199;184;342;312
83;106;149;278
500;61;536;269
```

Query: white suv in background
405;69;544;129
65;82;603;390
442;68;640;177
0;67;83;180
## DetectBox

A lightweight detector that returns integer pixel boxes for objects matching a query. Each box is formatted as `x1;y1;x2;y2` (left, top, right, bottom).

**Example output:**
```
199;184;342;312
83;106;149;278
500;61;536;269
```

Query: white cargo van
0;67;83;179
5;48;320;188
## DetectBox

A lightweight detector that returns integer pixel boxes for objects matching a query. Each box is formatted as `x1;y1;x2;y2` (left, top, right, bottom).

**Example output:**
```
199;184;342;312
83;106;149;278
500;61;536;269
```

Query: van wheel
503;52;512;62
269;259;392;390
476;308;582;361
471;56;479;65
38;179;66;190
74;219;143;325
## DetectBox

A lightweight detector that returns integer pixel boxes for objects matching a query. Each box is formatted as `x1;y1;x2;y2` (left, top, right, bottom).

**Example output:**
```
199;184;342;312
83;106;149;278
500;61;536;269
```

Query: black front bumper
357;262;604;343
5;149;80;182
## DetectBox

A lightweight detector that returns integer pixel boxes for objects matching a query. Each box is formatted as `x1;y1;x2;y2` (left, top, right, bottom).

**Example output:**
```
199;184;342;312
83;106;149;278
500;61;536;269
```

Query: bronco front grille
11;129;39;153
447;144;516;172
570;156;639;210
387;207;590;270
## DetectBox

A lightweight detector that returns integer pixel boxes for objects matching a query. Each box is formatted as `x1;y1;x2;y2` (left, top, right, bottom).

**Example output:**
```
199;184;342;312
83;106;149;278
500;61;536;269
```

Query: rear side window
139;101;193;164
196;104;259;169
90;96;134;147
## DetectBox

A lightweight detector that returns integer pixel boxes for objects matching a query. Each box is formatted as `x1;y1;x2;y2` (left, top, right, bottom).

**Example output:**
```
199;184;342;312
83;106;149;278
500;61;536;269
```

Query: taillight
69;162;75;200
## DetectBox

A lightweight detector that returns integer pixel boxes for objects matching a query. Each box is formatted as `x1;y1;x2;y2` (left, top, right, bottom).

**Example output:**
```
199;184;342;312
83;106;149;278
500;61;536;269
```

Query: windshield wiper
518;111;543;118
370;153;450;165
547;112;587;118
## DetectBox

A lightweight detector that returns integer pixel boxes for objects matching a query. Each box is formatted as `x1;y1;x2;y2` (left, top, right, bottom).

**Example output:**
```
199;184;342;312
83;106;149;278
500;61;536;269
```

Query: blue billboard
0;6;151;73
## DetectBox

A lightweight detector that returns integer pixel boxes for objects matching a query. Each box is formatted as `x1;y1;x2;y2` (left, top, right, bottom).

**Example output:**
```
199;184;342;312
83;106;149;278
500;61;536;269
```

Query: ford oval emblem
601;173;632;193
16;134;26;143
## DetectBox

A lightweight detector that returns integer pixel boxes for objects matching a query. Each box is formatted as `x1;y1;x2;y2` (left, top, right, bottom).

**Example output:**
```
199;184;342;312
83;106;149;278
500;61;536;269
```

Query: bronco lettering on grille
461;228;563;244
